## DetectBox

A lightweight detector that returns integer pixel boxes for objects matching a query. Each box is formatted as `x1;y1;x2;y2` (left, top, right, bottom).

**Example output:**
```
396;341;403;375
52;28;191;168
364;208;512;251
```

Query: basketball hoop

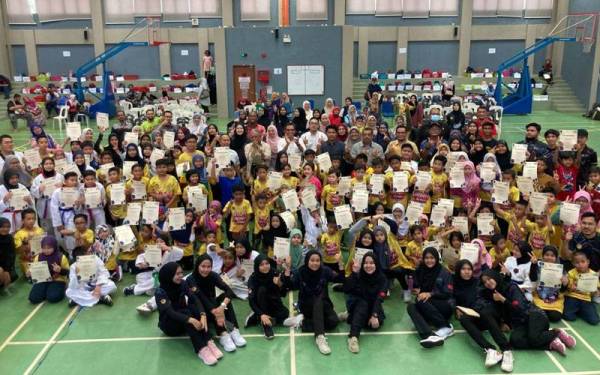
550;13;598;54
582;36;594;53
146;17;170;46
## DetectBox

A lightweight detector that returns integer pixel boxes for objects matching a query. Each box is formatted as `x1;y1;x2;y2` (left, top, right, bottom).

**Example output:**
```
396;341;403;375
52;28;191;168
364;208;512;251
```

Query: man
281;123;306;157
480;121;498;151
244;129;271;168
518;123;551;165
218;134;240;167
544;128;560;173
45;86;60;117
0;135;24;171
386;125;419;158
419;123;447;160
575;129;598;187
156;110;179;135
567;212;600;272
415;107;446;146
246;111;265;139
473;106;496;137
141;109;161;134
7;94;33;130
318;125;345;160
350;127;384;165
299;118;327;152
112;110;133;142
0;74;10;99
366;76;382;101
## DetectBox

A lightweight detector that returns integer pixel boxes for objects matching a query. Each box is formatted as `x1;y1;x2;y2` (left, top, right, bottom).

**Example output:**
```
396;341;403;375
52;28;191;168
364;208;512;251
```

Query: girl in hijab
479;270;575;357
430;143;450;167
170;209;196;270
155;262;218;366
80;127;94;143
0;217;17;288
478;153;502;202
73;150;93;176
262;213;288;256
406;247;454;348
345;127;362;153
446;102;465;134
30;124;57;150
27;235;69;304
344;252;387;353
0;155;32;188
329;107;343;127
344;105;358;127
453;260;513;371
273;106;289;136
504;241;533;297
292;107;308;134
450;160;480;207
370;224;412;300
282;250;344;355
256;106;271;127
337;124;349;142
287;228;306;271
470;238;493;278
528;245;568;322
323;98;335;115
0;169;33;233
495;140;513;171
245;254;291;339
197;200;223;245
302;100;313;120
186;254;247;353
265;125;285;168
124;143;147;173
30;157;63;233
90;224;119;280
94;132;124;169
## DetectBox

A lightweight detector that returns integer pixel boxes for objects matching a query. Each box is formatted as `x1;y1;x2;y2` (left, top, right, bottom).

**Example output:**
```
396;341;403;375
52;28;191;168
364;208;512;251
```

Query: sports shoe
244;312;258;328
557;329;576;348
347;336;359;354
419;335;444;348
485;348;503;367
136;302;153;315
68;299;78;307
219;333;236;352
230;328;247;347
337;311;349;322
593;295;600;304
434;324;454;339
403;290;412;303
123;284;135;296
198;347;217;366
263;324;275;340
549;337;566;356
315;335;331;355
99;295;113;306
500;350;514;373
283;314;304;328
207;340;224;359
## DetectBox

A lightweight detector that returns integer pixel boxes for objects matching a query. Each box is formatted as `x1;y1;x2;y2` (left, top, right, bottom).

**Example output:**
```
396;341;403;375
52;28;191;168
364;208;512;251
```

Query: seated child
66;246;116;307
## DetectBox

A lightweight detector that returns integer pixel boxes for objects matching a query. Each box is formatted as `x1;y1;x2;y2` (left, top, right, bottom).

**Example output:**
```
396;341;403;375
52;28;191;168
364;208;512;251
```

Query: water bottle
407;275;414;292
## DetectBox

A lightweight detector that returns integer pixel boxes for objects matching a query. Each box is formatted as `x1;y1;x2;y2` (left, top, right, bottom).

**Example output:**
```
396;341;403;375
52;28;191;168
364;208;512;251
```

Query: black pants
510;309;558;350
159;308;209;353
407;299;453;339
348;298;383;338
459;308;510;351
300;294;339;336
386;268;412;290
255;286;289;324
545;309;563;323
207;294;239;335
29;281;66;304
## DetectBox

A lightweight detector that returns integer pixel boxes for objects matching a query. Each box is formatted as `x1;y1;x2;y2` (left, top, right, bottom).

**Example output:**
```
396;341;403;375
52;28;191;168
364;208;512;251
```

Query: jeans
8;112;33;129
407;299;453;339
510;309;558;350
563;296;600;325
29;281;66;304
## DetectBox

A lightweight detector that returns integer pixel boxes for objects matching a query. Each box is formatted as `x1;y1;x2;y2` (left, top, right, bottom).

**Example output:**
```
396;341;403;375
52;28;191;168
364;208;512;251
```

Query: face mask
431;115;441;122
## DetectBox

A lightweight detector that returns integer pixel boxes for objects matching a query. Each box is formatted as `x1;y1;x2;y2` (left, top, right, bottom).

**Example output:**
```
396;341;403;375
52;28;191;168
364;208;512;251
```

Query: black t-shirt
569;232;600;271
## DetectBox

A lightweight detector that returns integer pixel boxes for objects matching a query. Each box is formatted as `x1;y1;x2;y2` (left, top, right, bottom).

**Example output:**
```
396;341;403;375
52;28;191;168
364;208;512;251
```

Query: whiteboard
287;65;324;95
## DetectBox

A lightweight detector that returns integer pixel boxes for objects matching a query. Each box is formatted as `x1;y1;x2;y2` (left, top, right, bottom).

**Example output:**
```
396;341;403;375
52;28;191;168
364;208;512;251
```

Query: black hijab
495;140;513;171
300;250;324;287
481;269;509;296
3;169;19;190
124;143;145;167
252;254;277;287
262;213;288;249
0;218;16;272
515;241;532;265
158;262;183;303
453;259;478;307
415;247;442;292
73;150;87;174
190;254;216;297
358;252;386;290
41;157;56;178
292;107;307;134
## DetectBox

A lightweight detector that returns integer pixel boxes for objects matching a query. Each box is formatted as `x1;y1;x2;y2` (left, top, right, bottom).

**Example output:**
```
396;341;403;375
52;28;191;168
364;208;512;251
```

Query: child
529;245;568;322
406;225;425;270
253;193;277;251
505;241;533;301
430;155;448;205
182;169;208;212
0;218;17;289
223;184;252;241
90;224;120;281
321;169;342;217
320;221;343;271
73;214;94;251
66;246;116;307
288;228;306;272
50;172;80;255
524;208;554;258
27;236;70;304
169;208;196;270
13;209;45;275
250;164;270;205
585;166;600;216
555;152;578;202
490;233;511;269
80;170;106;227
563;251;600;325
104;167;126;226
30;157;63;233
220;248;249;300
0;169;33;233
148;158;182;208
125;163;149;203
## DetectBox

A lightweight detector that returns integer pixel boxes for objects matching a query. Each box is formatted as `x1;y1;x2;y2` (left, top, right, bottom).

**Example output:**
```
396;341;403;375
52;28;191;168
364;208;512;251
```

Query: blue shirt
218;175;243;206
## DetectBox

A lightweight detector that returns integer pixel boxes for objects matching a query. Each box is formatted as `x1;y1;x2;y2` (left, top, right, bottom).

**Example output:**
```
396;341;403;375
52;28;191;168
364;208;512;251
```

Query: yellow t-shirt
430;171;448;204
14;227;45;274
32;253;70;283
253;205;271;234
405;240;423;270
566;268;599;302
125;177;150;202
224;199;253;233
321;184;342;211
148;175;182;208
106;183;127;219
177;150;204;165
496;210;526;251
252;178;270;197
525;220;554;258
282;176;299;190
490;247;511;266
409;174;432;214
320;231;342;264
75;228;95;249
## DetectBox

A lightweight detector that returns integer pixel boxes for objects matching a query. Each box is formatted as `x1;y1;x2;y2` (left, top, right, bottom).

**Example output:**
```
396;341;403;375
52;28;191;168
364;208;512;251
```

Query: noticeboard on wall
287;65;324;95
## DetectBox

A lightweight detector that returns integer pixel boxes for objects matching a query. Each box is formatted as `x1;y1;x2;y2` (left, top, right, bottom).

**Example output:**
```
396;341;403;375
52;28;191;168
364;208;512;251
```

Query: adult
518;123;551;165
246;111;266;139
156;110;179;135
141;108;161;134
45;86;60;117
350;127;384;165
94;133;124;169
567;212;600;271
281;123;306;158
575;129;598;187
0;135;24;172
543;129;560;173
419;123;447;160
366;77;382;102
7;93;33;130
319;125;345;161
299;118;327;152
445;102;465;137
218;134;240;167
385;125;419;158
0;74;10;99
112;110;133;142
244;129;271;168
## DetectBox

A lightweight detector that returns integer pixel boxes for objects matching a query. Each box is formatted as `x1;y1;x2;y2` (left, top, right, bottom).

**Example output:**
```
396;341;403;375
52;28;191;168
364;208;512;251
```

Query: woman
246;254;291;339
175;127;191;148
407;95;424;132
406;247;454;348
230;123;248;167
185;255;247;353
256;106;270;127
479;270;576;355
30;157;63;233
445;102;465;136
0;155;33;188
292;107;308;134
155;262;219;366
0;168;33;233
283;250;344;355
329;107;343;127
453;260;513;371
374;122;390;150
344;252;386;353
27;236;69;304
302;100;313;121
273;106;289;136
323;98;335;115
94;133;123;169
344;105;358;127
495;140;513;171
0;217;17;288
30;124;57;150
265;125;285;168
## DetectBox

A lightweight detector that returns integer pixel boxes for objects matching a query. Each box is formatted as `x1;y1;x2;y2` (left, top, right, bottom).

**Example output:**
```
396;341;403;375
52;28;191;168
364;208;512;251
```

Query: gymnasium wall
407;41;460;74
37;44;95;76
224;26;342;110
11;45;27;76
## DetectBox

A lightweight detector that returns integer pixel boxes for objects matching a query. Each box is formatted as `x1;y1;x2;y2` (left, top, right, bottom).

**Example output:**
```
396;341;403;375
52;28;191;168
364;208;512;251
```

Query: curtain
375;0;402;16
430;0;459;16
190;0;221;17
473;0;499;17
104;0;135;24
6;0;35;24
346;0;376;15
240;0;270;21
36;0;91;22
297;0;328;20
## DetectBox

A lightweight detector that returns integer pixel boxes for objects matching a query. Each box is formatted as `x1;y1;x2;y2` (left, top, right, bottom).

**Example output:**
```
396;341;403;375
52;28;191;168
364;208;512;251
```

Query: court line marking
0;302;45;354
561;320;600;362
23;307;78;375
465;372;600;375
288;294;296;375
545;350;567;373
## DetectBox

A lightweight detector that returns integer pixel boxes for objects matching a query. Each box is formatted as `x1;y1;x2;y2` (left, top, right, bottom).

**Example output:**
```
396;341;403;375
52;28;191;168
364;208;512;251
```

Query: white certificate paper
477;213;495;236
124;202;142;225
491;180;509;205
560;202;580;226
163;131;175;149
110;183;126;205
576;272;599;293
351;189;369;213
334;205;354;229
282;189;300;212
76;255;97;282
522;162;538;181
316;153;332;173
29;261;52;284
273;237;290;259
529;192;548;215
393;171;409;192
369;174;385;195
511;143;528;164
66;122;82;140
84;187;102;208
539;261;563;289
144;244;163;267
452;216;469;236
560;130;577;151
167;207;186;231
429;205;447;227
268;171;283;191
460;243;480;264
142;201;159;224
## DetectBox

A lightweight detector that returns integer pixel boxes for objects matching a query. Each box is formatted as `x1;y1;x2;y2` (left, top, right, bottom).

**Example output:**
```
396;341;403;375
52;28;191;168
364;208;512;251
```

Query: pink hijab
266;125;281;154
463;161;481;194
471;238;492;277
573;189;594;217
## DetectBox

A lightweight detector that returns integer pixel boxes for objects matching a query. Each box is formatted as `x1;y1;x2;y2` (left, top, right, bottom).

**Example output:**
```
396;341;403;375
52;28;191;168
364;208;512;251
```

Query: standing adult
350;127;384;165
575;129;598;187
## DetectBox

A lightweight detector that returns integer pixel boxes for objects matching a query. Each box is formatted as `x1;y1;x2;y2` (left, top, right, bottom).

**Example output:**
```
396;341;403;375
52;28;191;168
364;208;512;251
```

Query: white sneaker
485;348;503;367
219;333;236;352
283;314;304;328
136;302;153;315
315;334;331;355
337;311;349;322
347;336;359;353
419;335;444;348
593;295;600;304
501;350;514;373
230;328;247;347
434;324;454;339
403;290;412;302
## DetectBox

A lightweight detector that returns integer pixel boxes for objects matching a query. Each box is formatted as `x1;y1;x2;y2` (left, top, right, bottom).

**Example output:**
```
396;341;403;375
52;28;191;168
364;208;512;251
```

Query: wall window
104;0;135;24
524;0;552;18
36;0;91;22
297;0;328;20
403;0;429;18
375;0;402;16
190;0;221;18
133;0;162;16
346;0;376;15
473;0;499;17
240;0;271;21
163;0;189;21
497;0;524;17
430;0;459;16
6;0;35;24
346;0;458;18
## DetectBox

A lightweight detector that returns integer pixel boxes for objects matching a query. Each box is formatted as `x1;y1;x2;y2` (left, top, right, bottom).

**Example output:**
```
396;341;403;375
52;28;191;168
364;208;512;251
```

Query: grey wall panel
407;41;459;74
37;44;95;75
367;41;397;74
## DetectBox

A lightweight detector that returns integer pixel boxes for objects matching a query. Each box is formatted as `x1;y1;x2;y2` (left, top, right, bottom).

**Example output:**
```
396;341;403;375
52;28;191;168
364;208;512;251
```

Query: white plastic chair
422;93;433;101
424;104;443;117
119;100;133;112
489;105;504;138
52;105;68;136
396;93;409;103
442;106;453;116
463;102;478;115
75;113;89;128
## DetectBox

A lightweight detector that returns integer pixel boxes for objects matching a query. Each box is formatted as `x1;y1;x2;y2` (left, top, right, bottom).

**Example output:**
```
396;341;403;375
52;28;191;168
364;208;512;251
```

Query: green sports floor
1;110;600;375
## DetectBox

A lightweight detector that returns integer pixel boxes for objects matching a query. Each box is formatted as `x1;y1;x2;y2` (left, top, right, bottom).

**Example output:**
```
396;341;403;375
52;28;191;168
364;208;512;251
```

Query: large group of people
0;83;599;371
